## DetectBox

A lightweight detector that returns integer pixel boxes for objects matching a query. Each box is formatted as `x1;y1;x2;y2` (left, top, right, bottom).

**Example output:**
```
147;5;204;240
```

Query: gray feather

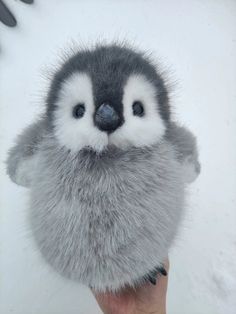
29;135;185;292
6;44;201;292
6;118;48;187
166;122;201;183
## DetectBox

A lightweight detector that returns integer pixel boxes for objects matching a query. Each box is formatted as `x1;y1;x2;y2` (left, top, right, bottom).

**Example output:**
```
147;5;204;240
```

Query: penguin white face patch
53;73;166;153
53;73;108;153
109;74;166;149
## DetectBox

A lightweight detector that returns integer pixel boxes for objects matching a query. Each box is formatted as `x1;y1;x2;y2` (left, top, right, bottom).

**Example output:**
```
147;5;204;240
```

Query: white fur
53;73;166;152
53;73;108;152
109;74;166;148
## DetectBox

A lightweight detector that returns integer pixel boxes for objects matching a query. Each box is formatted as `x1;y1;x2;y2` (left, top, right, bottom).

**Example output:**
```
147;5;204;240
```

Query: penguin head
47;44;170;153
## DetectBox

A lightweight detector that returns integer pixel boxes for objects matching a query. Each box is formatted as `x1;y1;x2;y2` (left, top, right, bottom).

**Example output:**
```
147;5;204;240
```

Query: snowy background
0;1;236;313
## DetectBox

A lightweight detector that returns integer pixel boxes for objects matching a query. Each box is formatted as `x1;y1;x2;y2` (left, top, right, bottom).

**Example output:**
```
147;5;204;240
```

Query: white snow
0;1;236;313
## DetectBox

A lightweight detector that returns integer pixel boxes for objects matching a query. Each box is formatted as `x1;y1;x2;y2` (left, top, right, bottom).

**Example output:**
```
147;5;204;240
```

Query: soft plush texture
6;44;200;292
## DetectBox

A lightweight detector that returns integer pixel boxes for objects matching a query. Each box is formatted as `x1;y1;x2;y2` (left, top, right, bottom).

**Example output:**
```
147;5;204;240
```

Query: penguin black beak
94;103;122;133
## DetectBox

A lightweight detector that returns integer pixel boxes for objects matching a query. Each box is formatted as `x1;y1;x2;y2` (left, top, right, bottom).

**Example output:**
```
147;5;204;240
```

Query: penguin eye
72;103;85;119
132;101;145;117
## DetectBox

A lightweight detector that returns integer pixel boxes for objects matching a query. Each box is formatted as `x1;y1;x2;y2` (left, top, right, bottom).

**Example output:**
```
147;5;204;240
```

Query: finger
92;289;135;314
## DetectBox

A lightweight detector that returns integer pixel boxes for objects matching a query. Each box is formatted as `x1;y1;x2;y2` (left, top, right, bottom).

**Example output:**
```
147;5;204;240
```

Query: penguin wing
166;122;201;183
6;118;48;188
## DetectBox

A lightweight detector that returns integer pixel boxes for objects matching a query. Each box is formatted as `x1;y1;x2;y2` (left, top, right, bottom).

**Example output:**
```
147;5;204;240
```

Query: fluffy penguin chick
7;44;200;292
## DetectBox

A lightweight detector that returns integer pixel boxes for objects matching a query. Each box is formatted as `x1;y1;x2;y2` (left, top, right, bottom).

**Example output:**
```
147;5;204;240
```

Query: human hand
93;260;169;314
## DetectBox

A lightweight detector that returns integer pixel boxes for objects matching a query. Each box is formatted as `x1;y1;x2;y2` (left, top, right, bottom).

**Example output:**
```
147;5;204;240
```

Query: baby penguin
7;44;200;292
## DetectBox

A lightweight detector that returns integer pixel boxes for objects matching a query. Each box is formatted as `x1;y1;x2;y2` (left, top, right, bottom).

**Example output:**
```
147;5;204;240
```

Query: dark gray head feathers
46;44;170;124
